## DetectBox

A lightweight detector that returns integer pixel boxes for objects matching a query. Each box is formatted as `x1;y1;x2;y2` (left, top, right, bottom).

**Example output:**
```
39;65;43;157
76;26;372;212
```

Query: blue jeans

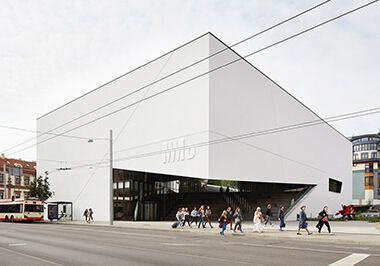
220;223;226;235
234;222;242;232
198;217;205;228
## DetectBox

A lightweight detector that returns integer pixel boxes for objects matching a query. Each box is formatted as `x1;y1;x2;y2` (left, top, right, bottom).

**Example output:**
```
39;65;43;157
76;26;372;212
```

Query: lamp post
109;129;113;225
87;129;113;225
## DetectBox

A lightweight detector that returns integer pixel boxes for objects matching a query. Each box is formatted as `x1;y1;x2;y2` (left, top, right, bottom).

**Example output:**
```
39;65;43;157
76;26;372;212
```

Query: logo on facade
162;139;196;164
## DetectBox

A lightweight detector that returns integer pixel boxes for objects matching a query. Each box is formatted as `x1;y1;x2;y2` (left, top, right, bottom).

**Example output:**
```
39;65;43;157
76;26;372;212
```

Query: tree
26;171;54;201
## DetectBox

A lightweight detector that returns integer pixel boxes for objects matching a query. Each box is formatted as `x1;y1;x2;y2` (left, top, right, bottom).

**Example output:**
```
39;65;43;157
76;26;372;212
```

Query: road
0;222;379;266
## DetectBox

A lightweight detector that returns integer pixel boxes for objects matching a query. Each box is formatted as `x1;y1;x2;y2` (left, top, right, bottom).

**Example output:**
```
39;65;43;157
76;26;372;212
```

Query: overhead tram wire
8;0;379;157
0;124;106;141
47;105;380;174
3;0;332;154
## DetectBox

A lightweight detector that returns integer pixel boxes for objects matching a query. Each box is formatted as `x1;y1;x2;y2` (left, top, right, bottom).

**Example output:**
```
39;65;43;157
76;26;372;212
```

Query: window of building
353;154;359;160
329;178;342;193
9;166;23;177
371;152;377;159
0;191;3;199
24;176;30;186
14;192;21;199
362;153;369;159
15;176;20;185
0;174;3;183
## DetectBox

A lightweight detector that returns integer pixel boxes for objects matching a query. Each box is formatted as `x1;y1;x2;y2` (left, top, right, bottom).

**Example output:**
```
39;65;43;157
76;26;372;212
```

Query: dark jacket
278;209;284;219
299;210;307;225
265;208;272;216
318;210;328;220
227;210;233;220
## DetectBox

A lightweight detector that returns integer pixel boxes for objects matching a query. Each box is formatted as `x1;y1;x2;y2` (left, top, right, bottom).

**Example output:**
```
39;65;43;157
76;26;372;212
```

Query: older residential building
0;154;36;200
350;133;380;204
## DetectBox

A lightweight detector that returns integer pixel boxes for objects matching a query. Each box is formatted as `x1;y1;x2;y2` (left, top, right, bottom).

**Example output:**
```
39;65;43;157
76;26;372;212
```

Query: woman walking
316;206;333;235
253;207;263;233
198;205;206;229
233;207;243;233
219;210;227;236
264;204;272;226
204;206;213;228
297;205;312;235
278;205;286;231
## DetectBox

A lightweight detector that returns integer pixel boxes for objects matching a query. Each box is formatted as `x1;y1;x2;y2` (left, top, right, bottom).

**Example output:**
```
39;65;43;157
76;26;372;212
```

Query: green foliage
207;179;238;188
26;171;54;201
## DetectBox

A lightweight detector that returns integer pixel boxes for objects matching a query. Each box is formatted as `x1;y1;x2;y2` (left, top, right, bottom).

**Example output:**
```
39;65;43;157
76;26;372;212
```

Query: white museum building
37;33;352;221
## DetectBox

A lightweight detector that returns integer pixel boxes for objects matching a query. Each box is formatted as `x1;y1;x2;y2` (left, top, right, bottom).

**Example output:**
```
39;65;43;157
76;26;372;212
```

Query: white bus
0;198;44;222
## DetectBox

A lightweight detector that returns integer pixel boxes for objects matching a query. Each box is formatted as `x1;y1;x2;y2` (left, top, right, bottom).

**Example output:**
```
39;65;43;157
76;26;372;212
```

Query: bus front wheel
10;216;14;222
4;216;9;222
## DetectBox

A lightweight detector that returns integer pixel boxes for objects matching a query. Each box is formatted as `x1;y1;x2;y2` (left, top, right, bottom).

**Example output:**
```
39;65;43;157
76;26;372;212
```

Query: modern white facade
37;33;352;221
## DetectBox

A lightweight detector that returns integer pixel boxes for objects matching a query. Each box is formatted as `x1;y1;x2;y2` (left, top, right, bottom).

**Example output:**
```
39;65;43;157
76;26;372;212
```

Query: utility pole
3;164;7;199
109;129;113;225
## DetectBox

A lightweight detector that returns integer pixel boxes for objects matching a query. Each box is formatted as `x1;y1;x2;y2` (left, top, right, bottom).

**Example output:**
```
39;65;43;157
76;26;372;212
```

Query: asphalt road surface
0;222;379;266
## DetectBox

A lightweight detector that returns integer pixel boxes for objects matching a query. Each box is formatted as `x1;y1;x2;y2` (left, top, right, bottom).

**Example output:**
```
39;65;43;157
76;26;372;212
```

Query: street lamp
87;130;113;225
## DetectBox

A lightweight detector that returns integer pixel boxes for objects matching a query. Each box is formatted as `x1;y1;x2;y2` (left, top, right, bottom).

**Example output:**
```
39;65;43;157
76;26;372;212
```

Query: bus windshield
25;204;44;212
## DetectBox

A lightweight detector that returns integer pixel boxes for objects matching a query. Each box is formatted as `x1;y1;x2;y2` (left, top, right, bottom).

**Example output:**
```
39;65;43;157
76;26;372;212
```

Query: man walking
264;204;272;226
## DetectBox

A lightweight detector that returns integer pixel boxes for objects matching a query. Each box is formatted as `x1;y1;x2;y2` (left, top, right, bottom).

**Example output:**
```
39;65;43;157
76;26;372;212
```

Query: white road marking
8;243;26;246
328;253;370;266
0;246;63;266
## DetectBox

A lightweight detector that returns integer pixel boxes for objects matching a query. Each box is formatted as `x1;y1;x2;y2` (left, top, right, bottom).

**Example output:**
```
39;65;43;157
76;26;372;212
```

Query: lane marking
0;246;63;266
328;253;370;266
8;243;26;246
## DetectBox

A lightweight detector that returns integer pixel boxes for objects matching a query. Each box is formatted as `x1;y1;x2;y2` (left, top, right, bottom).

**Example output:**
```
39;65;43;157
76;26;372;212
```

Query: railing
284;185;315;219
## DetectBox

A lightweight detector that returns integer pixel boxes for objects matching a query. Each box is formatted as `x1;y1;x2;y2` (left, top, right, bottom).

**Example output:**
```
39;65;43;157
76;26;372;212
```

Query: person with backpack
278;205;286;231
297;205;312;235
219;210;228;236
316;206;332;235
226;206;233;230
233;207;243;233
204;205;213;228
198;205;205;229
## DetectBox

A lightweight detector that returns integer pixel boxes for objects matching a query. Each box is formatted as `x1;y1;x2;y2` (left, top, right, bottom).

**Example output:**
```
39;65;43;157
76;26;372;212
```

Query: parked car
360;209;380;218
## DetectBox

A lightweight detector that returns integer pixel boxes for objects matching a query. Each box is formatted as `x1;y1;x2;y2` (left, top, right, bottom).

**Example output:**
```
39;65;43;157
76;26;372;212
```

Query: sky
0;0;379;161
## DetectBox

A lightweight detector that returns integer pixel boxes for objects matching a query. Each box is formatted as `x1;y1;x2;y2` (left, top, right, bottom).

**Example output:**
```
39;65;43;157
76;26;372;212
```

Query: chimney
0;153;5;159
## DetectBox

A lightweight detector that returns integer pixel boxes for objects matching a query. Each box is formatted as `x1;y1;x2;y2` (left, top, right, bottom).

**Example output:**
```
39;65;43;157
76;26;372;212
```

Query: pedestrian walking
176;208;182;227
87;208;93;223
83;209;88;221
58;210;65;221
264;204;272;226
198;205;205;229
219;210;227;236
183;208;192;227
253;207;263;233
204;205;213;228
190;207;198;226
226;207;233;230
89;208;94;222
297;206;312;235
278;205;286;231
233;207;243;233
316;206;332;235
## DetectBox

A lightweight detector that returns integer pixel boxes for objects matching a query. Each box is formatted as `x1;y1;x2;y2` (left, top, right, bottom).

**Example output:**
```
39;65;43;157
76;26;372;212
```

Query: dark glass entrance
113;168;312;221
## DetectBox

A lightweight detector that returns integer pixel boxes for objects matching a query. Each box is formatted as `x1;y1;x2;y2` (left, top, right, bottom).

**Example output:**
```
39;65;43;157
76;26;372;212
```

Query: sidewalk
53;219;380;246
